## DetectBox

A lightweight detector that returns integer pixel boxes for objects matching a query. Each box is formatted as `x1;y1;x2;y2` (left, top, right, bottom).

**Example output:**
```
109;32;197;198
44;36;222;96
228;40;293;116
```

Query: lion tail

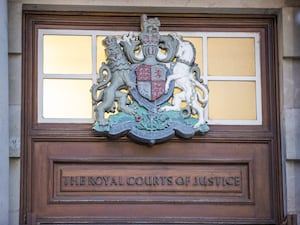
90;63;112;103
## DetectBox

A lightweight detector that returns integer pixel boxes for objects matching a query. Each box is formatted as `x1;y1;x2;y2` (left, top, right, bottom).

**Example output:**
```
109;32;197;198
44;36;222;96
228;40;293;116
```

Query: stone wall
6;1;300;224
282;7;300;223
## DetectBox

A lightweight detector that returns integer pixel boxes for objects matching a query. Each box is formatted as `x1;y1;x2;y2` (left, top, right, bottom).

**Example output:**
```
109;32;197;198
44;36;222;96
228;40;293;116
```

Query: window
38;30;261;125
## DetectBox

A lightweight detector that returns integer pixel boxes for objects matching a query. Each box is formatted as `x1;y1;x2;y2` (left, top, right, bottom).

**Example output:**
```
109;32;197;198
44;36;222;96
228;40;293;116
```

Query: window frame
38;29;262;125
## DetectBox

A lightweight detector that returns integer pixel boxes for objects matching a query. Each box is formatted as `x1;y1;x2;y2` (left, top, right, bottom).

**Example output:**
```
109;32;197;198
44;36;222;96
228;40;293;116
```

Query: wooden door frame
21;11;283;224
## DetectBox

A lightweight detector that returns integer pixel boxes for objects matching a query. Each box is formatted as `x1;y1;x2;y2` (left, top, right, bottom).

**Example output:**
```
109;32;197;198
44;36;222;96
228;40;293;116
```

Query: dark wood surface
21;12;282;225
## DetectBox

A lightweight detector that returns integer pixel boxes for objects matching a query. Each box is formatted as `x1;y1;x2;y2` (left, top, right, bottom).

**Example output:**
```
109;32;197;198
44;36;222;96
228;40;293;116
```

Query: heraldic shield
90;14;209;144
130;64;174;112
136;64;166;101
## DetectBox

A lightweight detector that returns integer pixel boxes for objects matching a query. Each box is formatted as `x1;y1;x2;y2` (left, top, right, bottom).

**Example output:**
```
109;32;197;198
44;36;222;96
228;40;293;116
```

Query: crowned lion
91;36;136;126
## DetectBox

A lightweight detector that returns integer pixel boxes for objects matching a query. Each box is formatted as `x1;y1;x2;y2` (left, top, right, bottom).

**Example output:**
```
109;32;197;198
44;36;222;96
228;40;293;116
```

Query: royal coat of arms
91;15;209;144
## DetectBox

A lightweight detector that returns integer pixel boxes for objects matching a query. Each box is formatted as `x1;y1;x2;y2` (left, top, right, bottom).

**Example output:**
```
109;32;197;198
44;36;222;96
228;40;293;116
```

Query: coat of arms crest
91;14;209;144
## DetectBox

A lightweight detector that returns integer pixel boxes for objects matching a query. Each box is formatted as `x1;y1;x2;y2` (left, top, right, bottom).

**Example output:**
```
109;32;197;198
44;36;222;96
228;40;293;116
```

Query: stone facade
0;0;9;224
2;0;300;224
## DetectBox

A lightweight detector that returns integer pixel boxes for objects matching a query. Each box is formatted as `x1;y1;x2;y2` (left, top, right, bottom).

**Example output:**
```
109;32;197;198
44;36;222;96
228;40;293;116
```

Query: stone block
286;161;300;224
9;105;21;158
8;2;22;53
284;108;300;160
282;59;300;109
9;158;20;225
282;7;300;57
9;54;22;105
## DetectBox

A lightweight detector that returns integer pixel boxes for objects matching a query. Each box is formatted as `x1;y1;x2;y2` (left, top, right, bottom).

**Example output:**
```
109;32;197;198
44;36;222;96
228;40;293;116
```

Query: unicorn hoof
194;122;209;133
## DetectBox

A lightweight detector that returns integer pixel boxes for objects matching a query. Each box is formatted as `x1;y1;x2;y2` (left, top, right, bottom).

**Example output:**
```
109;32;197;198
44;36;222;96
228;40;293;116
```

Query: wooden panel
30;141;272;223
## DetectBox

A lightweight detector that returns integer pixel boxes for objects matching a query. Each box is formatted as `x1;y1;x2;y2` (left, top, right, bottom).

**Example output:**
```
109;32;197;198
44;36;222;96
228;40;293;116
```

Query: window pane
208;81;257;120
43;35;92;74
43;79;92;119
207;37;255;76
185;37;203;72
96;36;106;73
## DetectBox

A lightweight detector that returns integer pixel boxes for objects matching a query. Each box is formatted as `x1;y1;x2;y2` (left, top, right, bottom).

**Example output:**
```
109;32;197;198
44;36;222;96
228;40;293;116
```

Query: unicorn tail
195;80;209;107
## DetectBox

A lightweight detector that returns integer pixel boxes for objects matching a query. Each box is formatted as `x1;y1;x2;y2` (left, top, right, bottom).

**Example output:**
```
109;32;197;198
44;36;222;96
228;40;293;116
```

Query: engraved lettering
62;176;69;186
70;176;78;186
223;177;226;186
226;177;234;185
144;176;152;185
102;176;110;186
119;176;124;185
185;176;191;186
207;177;214;186
88;176;96;185
60;169;243;193
96;176;103;185
127;177;135;185
160;176;166;185
153;176;159;186
110;176;118;186
167;176;173;185
135;177;144;185
63;175;242;188
80;176;85;186
175;176;185;185
199;176;207;186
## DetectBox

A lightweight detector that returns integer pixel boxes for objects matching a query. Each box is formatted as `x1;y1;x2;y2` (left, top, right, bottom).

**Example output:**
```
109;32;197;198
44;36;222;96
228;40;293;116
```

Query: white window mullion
41;74;93;79
207;76;257;81
92;34;97;84
38;30;44;123
202;34;209;122
255;33;262;124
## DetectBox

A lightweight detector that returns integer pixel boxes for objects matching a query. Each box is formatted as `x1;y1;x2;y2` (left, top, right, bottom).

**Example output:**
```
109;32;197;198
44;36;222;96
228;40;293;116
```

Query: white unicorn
160;34;209;129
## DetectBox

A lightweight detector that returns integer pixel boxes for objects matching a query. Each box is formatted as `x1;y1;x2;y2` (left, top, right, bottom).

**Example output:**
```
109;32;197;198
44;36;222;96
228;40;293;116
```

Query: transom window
38;29;261;125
